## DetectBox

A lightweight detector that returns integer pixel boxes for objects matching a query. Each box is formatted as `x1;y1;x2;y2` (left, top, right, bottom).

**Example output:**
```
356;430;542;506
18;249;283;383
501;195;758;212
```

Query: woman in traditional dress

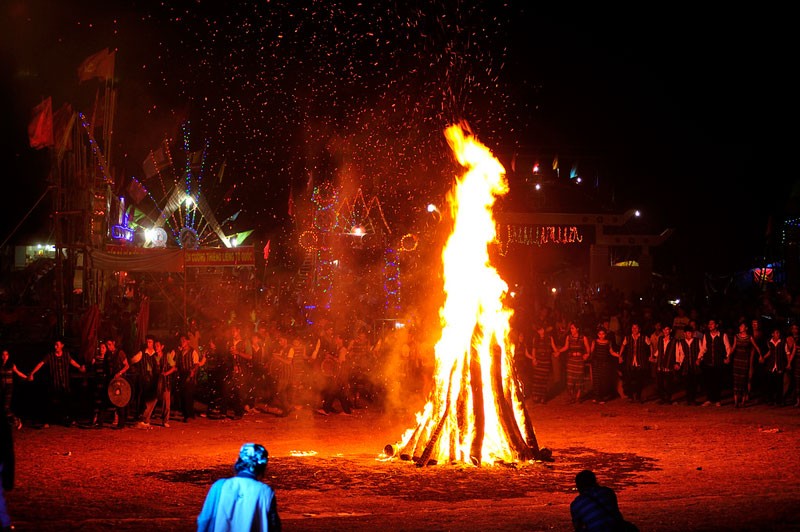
730;322;761;408
528;324;556;404
556;323;591;403
589;327;620;404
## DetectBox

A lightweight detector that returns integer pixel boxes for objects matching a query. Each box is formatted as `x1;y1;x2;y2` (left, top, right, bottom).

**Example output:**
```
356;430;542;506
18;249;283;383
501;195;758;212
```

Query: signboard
96;244;256;271
185;246;255;268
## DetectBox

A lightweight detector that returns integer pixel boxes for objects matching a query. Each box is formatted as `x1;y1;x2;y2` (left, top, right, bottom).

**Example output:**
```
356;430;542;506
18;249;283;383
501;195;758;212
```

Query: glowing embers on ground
289;450;319;457
390;123;540;467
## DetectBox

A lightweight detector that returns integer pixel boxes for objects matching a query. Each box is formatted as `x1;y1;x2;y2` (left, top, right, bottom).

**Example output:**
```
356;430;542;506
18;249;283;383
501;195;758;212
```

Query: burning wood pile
388;123;542;467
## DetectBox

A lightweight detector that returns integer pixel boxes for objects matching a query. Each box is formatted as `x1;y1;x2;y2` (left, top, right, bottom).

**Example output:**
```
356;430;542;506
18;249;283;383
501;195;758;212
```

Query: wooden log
490;343;535;461
415;361;458;467
469;344;484;464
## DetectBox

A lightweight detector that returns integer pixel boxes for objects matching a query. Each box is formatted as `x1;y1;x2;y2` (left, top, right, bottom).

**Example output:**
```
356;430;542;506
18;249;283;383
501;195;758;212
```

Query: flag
221;210;241;225
189;149;204;168
77;48;115;82
218;159;226;183
89;87;103;132
288;188;295;217
570;163;578;179
228;230;253;247
142;147;171;179
127;177;148;205
28;97;54;149
263;240;271;261
53;103;74;154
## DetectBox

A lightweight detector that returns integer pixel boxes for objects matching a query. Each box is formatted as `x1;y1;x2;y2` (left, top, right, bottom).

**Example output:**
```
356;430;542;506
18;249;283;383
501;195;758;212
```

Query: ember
392;123;539;467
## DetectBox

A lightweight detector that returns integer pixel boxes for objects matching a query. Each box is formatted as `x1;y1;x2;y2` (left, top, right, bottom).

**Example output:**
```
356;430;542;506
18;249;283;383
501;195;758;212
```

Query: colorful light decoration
498;225;584;255
753;267;774;284
383;247;401;315
299;230;319;252
77;112;113;185
399;233;418;252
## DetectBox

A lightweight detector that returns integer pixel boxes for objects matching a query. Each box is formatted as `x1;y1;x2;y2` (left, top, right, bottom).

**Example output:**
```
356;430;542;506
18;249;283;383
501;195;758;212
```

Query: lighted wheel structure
399;233;418;252
299;230;319;252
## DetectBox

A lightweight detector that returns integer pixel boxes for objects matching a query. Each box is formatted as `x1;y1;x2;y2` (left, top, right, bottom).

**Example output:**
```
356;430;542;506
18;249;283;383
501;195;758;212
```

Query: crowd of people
2;291;800;432
513;305;800;409
0;313;428;429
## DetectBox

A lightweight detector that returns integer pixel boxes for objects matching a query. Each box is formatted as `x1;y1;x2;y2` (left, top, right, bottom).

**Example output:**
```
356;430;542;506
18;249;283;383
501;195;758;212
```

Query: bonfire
391;123;540;467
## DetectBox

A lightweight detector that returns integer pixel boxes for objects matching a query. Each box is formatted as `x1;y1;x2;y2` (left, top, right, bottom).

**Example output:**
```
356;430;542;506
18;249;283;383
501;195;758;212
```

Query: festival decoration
498;224;584;255
399;233;419;252
753;267;773;284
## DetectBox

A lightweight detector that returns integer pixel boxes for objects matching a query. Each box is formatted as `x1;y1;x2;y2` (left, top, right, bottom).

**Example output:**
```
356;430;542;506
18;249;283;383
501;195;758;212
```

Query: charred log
490;343;536;461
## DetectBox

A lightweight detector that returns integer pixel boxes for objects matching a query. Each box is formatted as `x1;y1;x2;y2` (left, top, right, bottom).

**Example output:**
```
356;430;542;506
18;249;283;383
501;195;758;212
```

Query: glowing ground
10;396;800;531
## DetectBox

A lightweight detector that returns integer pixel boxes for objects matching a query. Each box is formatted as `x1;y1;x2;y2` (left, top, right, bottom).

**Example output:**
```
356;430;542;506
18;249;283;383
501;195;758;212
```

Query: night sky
0;1;793;277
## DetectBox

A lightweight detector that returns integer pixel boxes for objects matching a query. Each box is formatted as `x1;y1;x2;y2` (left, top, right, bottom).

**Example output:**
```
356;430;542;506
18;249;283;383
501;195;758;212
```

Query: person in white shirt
197;442;281;531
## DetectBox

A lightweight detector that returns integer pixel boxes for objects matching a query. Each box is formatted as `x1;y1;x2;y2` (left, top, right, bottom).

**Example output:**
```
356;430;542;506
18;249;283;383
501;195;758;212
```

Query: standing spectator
318;333;353;416
347;329;373;408
88;341;110;427
28;338;86;426
155;339;176;427
137;335;162;427
698;319;731;407
104;338;130;429
249;332;269;408
130;335;157;424
197;442;281;531
619;323;650;403
264;332;294;416
513;330;531;399
672;307;690;340
677;327;702;405
204;336;227;420
0;350;27;430
786;323;800;406
652;325;679;404
528;324;556;404
750;319;769;403
589;327;619;404
570;469;636;531
556;323;591;404
730;321;761;408
175;333;200;422
226;336;247;420
763;328;789;406
648;322;663;393
786;333;799;406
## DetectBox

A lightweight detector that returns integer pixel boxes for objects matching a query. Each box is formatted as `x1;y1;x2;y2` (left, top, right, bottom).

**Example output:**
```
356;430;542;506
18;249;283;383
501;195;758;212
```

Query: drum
108;377;131;407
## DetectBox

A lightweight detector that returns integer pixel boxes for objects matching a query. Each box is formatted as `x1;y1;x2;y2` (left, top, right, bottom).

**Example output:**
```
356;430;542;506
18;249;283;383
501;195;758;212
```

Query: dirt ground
7;390;800;532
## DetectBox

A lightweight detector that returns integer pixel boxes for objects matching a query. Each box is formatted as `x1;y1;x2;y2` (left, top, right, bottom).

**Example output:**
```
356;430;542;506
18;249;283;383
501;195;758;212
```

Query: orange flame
394;123;539;466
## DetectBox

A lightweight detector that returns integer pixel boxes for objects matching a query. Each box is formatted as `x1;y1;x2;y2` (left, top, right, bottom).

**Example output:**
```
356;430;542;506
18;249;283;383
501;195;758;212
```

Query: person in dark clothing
570;470;635;531
105;338;130;429
28;339;86;426
175;333;200;422
0;350;28;430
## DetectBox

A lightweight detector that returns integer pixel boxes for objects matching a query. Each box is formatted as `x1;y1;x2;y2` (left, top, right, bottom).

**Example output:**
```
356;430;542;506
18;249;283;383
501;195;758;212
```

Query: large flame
394;123;539;466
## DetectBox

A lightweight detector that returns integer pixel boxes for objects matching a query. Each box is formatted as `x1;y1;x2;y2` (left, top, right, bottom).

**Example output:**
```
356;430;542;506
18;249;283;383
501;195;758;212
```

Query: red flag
52;103;74;153
77;48;115;82
89;87;102;133
142;147;170;179
288;188;294;217
189;149;204;168
127;177;148;204
28;97;54;149
263;240;271;261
